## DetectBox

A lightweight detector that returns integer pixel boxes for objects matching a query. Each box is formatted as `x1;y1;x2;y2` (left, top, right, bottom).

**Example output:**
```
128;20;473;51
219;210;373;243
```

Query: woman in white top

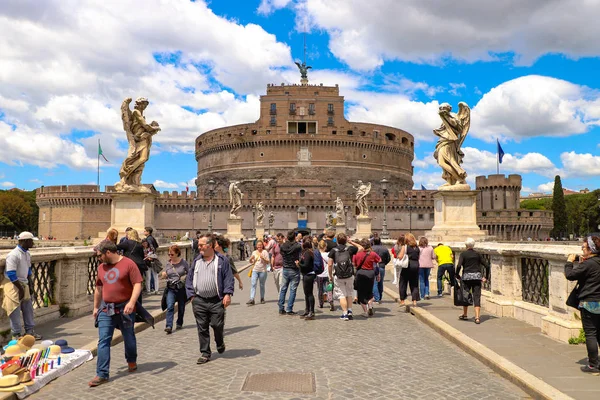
247;241;270;305
317;240;334;311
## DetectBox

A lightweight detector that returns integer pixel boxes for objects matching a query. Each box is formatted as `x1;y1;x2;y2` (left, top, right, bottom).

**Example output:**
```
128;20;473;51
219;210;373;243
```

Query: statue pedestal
109;192;157;237
355;216;372;239
336;223;346;236
226;218;243;241
425;190;487;243
255;227;265;240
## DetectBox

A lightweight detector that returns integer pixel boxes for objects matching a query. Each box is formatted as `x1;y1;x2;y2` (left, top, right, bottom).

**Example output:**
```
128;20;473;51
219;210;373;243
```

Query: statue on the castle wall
335;197;345;225
326;211;334;228
268;211;274;227
433;102;471;190
256;202;264;225
115;97;161;193
294;61;312;80
353;180;371;217
229;181;243;218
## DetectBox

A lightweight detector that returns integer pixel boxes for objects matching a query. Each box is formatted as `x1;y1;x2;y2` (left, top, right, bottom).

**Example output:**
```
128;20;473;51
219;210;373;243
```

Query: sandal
196;356;210;364
475;318;481;324
458;315;469;321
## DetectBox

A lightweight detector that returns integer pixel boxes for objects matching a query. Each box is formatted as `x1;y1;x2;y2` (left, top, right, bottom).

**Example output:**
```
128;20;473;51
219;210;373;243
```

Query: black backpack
333;247;354;279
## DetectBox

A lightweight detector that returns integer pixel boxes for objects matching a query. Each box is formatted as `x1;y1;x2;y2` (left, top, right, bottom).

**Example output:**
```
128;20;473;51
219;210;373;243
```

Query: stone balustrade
443;241;581;343
0;241;213;337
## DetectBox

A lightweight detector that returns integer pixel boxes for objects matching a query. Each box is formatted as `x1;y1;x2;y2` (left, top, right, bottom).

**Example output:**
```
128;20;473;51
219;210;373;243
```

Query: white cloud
537;182;555;193
153;180;180;190
257;0;292;15
0;0;294;170
560;152;600;178
448;83;466;96
471;75;599;141
0;182;15;188
28;179;43;184
298;0;600;69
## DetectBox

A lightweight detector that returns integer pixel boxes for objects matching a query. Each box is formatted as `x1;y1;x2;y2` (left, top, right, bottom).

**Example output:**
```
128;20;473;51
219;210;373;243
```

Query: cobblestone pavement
29;272;528;400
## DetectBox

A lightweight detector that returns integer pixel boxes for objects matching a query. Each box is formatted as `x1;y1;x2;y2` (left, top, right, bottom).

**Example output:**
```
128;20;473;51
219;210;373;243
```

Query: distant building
521;187;590;200
477;175;553;240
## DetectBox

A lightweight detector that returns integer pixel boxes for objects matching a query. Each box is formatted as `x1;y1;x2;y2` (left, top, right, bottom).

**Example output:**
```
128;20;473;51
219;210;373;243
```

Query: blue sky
1;0;599;195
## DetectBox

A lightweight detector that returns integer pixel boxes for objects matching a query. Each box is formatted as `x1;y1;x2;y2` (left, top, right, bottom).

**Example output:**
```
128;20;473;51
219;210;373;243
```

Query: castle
36;81;552;240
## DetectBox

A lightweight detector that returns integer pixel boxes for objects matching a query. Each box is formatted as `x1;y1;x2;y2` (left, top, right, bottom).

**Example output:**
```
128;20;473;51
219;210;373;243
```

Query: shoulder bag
393;245;409;269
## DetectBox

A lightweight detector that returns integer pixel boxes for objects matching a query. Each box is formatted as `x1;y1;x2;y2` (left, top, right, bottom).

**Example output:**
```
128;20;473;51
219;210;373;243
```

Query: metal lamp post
252;204;256;238
207;179;215;233
381;178;389;239
405;192;413;233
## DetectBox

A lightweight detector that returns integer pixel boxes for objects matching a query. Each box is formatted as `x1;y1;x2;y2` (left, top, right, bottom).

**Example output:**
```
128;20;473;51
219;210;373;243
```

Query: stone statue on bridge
229;181;243;218
433;102;471;190
335;197;345;225
115;97;161;193
353;181;371;217
256;202;265;225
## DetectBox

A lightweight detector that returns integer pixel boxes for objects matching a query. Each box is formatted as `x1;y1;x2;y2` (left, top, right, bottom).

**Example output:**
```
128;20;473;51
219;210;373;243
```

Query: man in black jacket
372;237;391;303
144;227;159;250
278;230;302;315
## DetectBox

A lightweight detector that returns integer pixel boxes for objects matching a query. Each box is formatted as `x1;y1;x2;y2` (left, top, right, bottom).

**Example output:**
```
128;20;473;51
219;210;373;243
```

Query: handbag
566;283;580;309
453;277;473;307
150;258;163;274
393;245;409;269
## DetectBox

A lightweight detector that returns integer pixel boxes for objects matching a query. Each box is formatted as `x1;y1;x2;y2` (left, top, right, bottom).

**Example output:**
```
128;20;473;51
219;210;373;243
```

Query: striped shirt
194;256;218;297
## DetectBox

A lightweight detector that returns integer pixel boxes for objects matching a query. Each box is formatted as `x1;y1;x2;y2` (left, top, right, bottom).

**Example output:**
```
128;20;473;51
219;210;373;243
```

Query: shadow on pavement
108;361;178;382
217;348;261;359
224;324;259;336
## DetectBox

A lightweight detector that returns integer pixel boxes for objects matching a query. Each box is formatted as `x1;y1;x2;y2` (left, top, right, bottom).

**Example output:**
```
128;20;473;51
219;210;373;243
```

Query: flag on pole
497;139;505;164
186;186;189;192
421;184;427;190
98;142;109;162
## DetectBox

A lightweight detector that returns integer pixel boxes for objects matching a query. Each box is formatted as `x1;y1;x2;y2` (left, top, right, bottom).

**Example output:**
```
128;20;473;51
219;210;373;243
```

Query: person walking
237;237;246;261
247;241;269;305
141;238;159;295
418;237;436;300
297;238;318;320
434;242;455;297
353;239;382;317
89;241;143;387
278;230;302;315
118;229;148;301
270;233;284;293
214;235;243;291
327;233;360;320
3;232;42;340
371;236;391;304
143;226;159;251
391;236;404;285
397;233;420;307
565;235;600;374
456;238;490;324
317;240;334;311
186;234;235;365
94;228;119;252
160;245;189;334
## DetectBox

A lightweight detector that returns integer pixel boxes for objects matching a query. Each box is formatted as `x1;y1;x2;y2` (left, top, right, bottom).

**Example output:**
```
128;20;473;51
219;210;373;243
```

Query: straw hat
1;365;20;376
2;340;17;351
15;370;33;386
17;334;36;350
47;345;62;359
3;345;25;358
0;375;25;392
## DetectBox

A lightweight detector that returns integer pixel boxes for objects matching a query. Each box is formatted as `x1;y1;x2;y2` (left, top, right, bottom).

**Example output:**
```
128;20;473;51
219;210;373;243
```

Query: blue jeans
165;287;186;329
278;268;300;312
96;310;137;379
250;271;268;301
9;297;35;336
437;263;456;295
419;268;431;298
373;267;386;302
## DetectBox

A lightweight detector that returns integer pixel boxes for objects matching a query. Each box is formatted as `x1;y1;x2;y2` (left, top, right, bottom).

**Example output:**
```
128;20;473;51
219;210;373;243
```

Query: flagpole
496;138;500;175
97;139;100;189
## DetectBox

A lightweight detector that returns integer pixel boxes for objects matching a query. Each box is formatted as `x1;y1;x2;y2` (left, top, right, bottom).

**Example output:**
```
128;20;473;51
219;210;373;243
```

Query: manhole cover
242;372;315;393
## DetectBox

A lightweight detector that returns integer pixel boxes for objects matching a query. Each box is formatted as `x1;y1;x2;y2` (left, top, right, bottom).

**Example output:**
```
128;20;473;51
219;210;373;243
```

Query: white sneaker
391;280;397;285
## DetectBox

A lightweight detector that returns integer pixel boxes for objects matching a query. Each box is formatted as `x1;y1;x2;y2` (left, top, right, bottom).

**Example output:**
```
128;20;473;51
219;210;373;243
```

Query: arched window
299;189;306;198
385;133;395;141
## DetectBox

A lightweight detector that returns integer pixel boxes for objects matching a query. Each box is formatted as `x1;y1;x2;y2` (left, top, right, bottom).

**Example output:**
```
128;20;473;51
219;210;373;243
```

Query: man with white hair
3;232;42;340
456;238;490;324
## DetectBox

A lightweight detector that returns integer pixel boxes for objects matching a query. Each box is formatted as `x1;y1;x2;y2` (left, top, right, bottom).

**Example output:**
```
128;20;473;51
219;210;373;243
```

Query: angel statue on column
433;102;471;189
115;97;161;193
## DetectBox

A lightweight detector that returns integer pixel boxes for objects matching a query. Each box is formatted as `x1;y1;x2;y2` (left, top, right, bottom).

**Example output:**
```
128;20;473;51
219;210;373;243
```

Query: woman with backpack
317;240;334;311
396;233;421;307
297;237;318;320
352;239;382;317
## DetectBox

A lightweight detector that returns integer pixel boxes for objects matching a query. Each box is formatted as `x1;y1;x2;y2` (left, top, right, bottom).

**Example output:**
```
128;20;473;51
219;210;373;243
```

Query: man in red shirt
89;241;143;387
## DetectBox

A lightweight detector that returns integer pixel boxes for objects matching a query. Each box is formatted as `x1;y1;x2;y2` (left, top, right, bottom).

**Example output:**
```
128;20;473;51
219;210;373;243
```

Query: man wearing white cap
2;232;42;340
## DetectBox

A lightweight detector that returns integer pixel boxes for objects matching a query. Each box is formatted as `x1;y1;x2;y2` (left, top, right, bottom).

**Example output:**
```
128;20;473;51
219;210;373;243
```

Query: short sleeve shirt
352;251;382;271
328;245;358;263
434;245;454;265
96;257;143;304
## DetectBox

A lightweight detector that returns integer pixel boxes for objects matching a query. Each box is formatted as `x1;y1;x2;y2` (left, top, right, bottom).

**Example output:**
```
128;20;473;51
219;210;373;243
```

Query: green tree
551;176;568;238
0;190;39;234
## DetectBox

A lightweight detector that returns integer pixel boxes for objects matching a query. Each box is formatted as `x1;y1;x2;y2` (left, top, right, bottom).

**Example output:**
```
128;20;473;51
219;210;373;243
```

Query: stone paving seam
382;286;574;400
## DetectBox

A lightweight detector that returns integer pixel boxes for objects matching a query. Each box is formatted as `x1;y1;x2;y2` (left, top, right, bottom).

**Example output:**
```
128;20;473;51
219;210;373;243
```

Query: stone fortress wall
476;174;553;240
